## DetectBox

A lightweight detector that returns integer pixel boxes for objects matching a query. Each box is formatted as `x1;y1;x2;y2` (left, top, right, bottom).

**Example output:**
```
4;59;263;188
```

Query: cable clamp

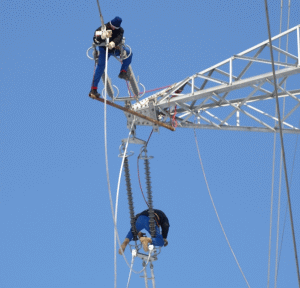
132;249;137;257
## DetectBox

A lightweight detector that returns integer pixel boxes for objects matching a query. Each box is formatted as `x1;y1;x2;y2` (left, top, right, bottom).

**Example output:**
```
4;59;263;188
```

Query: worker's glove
163;239;168;247
108;41;115;49
95;31;102;37
101;30;112;39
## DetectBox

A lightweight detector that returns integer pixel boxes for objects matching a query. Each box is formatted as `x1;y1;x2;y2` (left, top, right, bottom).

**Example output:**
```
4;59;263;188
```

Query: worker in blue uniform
89;16;133;98
119;209;170;254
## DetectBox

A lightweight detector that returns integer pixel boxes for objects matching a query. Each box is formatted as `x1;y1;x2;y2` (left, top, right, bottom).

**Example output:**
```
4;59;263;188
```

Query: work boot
119;238;130;255
89;89;100;98
139;236;152;252
118;70;130;81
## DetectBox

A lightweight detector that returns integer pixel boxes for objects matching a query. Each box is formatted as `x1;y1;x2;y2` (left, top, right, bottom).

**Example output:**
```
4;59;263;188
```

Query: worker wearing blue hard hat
89;16;133;98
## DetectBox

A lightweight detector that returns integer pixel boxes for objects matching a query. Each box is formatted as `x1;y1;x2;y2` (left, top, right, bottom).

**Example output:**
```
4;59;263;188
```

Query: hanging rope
274;2;290;286
140;85;171;95
264;1;300;286
171;105;178;128
96;0;105;27
268;125;277;288
277;0;284;68
101;28;119;288
126;251;136;288
273;2;284;286
275;124;284;288
101;30;151;288
276;122;299;282
269;2;293;286
126;80;133;97
114;120;136;288
193;129;251;288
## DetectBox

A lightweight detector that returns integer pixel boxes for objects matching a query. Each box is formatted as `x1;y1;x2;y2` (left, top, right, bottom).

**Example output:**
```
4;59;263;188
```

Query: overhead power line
264;1;300;287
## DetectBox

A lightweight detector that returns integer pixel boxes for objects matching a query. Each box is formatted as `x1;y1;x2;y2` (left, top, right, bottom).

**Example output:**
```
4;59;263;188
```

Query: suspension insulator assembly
123;157;138;241
143;148;156;238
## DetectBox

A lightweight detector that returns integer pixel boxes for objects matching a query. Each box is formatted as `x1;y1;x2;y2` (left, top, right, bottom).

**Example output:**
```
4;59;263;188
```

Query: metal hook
138;146;154;160
118;142;134;158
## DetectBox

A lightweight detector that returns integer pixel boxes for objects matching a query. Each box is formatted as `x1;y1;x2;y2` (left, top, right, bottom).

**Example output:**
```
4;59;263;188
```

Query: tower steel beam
125;25;300;134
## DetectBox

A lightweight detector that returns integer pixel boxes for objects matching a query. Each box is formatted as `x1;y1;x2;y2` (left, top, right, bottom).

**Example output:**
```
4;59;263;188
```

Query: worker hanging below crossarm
119;209;170;254
89;16;133;98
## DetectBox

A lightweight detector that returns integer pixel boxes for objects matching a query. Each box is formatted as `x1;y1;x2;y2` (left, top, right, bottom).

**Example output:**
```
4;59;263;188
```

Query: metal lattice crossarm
128;24;300;133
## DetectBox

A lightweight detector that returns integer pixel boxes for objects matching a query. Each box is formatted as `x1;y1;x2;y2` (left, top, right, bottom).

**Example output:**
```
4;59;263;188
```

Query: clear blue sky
1;0;300;287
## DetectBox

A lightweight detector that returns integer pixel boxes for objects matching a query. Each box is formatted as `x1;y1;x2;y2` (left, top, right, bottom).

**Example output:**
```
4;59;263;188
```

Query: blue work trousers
125;215;164;247
92;46;133;88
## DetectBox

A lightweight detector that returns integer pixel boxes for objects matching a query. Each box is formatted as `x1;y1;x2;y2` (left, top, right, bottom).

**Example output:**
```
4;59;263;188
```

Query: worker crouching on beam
90;16;133;98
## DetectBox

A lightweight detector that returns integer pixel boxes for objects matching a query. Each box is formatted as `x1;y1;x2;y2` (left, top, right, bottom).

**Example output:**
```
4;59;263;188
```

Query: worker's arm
111;27;124;47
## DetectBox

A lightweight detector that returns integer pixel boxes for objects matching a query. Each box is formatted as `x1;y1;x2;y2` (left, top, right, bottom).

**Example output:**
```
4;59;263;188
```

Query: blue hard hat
110;16;122;28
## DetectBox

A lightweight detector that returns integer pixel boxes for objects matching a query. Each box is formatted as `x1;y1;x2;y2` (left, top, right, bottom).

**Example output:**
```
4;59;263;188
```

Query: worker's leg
124;215;164;247
136;216;164;247
120;47;132;72
91;47;111;89
146;224;164;247
125;215;147;241
113;47;132;73
120;219;139;255
125;229;134;241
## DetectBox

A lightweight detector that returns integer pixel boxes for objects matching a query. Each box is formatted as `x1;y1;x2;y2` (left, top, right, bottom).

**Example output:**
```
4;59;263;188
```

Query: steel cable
126;253;136;288
269;2;292;286
274;3;289;286
267;129;277;288
276;8;292;281
276;123;299;283
102;41;149;287
114;119;136;288
194;129;251;288
274;3;284;279
264;1;300;286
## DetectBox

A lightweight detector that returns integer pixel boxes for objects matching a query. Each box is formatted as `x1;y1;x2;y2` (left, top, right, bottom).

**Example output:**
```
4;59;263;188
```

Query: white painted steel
268;43;298;60
150;263;156;288
234;55;296;67
180;123;300;133
297;26;300;66
197;73;228;85
192;76;194;94
128;25;300;134
229;58;232;85
244;104;297;130
150;67;300;108
143;262;149;288
204;110;229;126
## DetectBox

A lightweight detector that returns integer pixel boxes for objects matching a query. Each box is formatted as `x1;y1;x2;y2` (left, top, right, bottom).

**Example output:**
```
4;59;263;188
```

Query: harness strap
154;213;160;228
